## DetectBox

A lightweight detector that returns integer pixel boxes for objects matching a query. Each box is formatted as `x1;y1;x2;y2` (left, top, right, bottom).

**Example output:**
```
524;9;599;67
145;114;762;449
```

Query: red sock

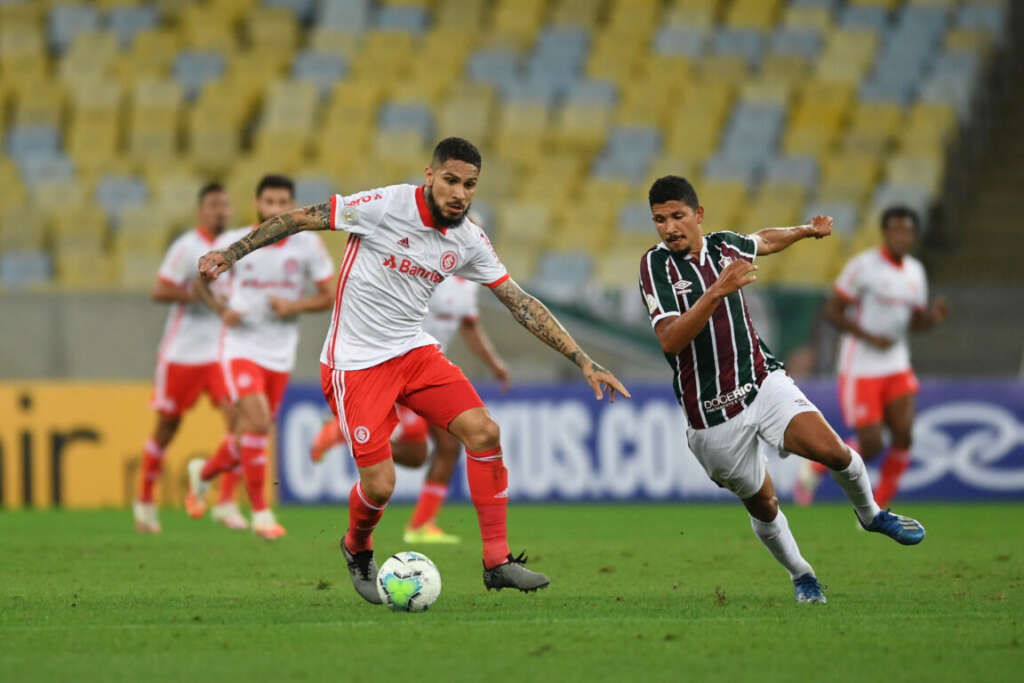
344;482;388;553
408;481;448;529
239;433;269;512
138;438;165;503
202;435;237;481
466;447;510;569
875;447;911;508
218;466;240;504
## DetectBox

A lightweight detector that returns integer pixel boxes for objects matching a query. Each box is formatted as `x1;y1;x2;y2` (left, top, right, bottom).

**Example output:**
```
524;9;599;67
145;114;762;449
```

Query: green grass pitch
2;503;1021;682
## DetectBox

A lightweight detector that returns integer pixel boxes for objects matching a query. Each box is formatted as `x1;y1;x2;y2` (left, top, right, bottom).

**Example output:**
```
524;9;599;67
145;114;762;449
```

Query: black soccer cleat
341;540;383;604
483;551;550;593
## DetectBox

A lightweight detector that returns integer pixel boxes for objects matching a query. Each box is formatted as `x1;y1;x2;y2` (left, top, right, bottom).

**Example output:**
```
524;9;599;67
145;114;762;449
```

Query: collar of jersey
660;236;708;265
196;226;216;245
416;185;449;236
879;246;903;268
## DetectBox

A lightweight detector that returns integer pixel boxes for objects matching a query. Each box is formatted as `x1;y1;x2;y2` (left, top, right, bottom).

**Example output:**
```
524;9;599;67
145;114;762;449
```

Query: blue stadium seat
0;250;51;288
565;79;617;107
769;27;822;59
264;0;318;23
173;51;226;101
803;200;858;238
95;175;149;226
293;50;348;98
468;49;521;89
294;176;336;208
17;155;75;189
375;6;428;34
107;5;159;48
6;126;61;164
318;0;371;33
378;102;435;144
957;2;1006;38
838;5;890;31
712;29;764;66
529;250;594;304
48;3;99;53
764;156;819;192
653;25;707;58
618;202;653;234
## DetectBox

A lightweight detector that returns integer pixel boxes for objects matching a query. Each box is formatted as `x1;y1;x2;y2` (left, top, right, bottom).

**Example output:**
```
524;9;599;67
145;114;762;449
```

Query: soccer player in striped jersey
639;176;926;604
795;206;948;507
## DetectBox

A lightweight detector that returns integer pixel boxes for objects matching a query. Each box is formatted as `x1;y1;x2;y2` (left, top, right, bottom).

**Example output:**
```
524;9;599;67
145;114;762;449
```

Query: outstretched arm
754;215;833;256
911;296;948;331
491;278;630;402
151;277;194;304
198;202;332;279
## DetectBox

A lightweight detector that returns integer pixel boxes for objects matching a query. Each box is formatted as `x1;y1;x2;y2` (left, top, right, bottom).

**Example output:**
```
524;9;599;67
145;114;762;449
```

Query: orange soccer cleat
310;420;345;462
251;509;286;540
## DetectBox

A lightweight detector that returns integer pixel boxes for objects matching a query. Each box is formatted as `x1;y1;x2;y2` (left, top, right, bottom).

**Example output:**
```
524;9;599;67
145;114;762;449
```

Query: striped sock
466;447;510;569
875;447;911;508
408;481;449;529
138;438;165;503
239;433;269;512
344;482;388;553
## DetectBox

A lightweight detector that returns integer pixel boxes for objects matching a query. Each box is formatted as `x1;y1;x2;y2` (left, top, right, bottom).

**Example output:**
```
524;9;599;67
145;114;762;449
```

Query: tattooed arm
198;202;332;280
491;278;630;402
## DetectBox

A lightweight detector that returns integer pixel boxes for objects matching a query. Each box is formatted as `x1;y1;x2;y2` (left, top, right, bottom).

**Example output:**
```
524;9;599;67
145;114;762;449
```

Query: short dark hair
880;205;920;233
198;182;225;203
649;175;699;210
432;137;482;169
255;174;295;198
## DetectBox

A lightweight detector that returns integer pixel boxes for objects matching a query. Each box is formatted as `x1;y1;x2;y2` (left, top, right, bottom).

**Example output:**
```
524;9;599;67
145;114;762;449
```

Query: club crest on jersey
673;280;693;294
718;254;735;269
440;251;458;273
353;426;371;444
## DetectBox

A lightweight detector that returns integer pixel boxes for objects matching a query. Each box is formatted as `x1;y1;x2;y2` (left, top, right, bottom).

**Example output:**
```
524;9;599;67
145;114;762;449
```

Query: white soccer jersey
422;276;480;351
156;227;225;365
321;184;508;370
835;247;928;378
216;226;335;373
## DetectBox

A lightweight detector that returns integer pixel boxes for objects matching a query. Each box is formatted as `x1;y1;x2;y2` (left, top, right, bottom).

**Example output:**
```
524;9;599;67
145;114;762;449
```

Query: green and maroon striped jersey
638;230;782;429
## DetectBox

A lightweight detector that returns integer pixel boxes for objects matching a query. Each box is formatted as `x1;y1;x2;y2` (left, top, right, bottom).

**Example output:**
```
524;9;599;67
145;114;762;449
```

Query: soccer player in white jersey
795;206;948;507
309;273;511;544
133;183;236;534
199;138;628;599
188;175;335;539
639;176;925;604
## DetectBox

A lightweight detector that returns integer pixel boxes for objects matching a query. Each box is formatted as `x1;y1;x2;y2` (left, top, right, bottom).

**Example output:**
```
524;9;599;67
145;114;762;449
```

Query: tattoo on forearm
224;202;331;264
495;282;589;369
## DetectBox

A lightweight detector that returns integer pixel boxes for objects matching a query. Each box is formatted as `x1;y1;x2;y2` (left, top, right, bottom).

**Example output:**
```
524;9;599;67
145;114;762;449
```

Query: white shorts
686;370;819;499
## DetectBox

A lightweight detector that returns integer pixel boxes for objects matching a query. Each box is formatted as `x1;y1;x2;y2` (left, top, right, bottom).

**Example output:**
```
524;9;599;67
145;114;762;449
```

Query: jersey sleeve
306;234;336;284
834;253;865;302
156;235;194;286
913;261;929;310
454;229;509;288
639;249;680;327
328;185;396;235
716;231;758;263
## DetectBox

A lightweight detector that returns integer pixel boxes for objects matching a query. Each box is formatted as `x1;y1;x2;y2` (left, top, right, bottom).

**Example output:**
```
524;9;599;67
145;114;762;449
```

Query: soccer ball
376;551;442;612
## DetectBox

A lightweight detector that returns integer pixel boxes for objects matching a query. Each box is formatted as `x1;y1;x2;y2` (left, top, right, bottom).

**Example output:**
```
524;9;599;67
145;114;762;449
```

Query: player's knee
891;430;912;450
362;470;395;504
463;417;501;452
819;440;850;470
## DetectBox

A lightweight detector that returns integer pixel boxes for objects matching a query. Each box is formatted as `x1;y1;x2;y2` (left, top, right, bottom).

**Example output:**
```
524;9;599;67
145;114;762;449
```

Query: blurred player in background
310;272;511;545
640;176;925;605
795;206;948;507
133;183;235;534
187;174;335;539
199;137;628;601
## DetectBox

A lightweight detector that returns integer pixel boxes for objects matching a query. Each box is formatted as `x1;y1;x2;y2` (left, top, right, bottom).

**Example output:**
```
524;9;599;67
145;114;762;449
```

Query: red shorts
392;405;430;444
151;361;229;416
839;369;919;428
321;345;484;467
224;358;290;416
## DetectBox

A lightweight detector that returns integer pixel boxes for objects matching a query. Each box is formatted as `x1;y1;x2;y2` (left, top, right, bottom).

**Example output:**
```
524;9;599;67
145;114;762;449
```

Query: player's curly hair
880;205;921;233
432;137;482;170
256;174;295;198
648;175;699;211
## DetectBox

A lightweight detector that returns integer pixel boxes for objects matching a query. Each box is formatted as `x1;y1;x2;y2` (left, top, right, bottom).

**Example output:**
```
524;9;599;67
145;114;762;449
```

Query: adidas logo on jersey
673;280;693;294
397;237;410;249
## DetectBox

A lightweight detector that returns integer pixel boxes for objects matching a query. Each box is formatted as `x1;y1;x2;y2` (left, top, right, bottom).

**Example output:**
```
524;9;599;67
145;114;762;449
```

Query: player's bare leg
187;400;247;528
134;413;180;533
405;424;462;544
234;393;284;539
448;407;549;592
742;473;822;603
784;412;924;544
796;419;882;506
875;394;915;507
341;457;395;604
391;440;428;468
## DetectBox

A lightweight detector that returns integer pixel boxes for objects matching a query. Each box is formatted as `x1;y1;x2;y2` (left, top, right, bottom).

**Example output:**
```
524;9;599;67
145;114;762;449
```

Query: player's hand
582;360;631;403
222;309;243;327
269;296;295;318
491;360;511;394
931;296;949;324
804;215;833;239
709;260;757;298
198;250;232;280
864;333;894;350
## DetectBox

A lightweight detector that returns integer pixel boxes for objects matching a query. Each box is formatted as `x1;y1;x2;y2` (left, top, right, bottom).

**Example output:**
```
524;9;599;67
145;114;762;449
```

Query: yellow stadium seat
843;101;903;153
307;29;363;60
886;155;944;193
945;29;992;56
245;7;299;51
819;153;881;204
52;206;110;248
13;85;65;128
645;156;699;189
0;22;46;75
546;213;614;252
435;0;488;30
849;0;899;8
116;30;181;81
553;104;613;155
550;0;604;28
1;207;46;251
759;55;811;88
490;0;546;48
771;232;841;286
696;180;749;228
55;247;115;290
152;174;204;226
595;249;647;289
0;157;27;210
815;29;880;84
60;32;119;85
117;251;168;291
262;80;318;131
697;55;749;83
739;80;792;106
437;87;496;145
726;0;782;30
30;179;89;223
181;6;238;50
781;5;832;31
494;239;537;282
495;202;552;247
494;103;550;165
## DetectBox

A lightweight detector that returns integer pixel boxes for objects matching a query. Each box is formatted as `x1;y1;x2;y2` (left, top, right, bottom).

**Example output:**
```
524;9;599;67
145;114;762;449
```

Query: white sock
830;449;881;526
750;509;813;580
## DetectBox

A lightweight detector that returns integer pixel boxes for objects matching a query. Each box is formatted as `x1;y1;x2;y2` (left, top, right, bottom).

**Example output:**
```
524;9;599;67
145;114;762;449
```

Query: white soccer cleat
252;509;286;540
185;458;211;519
211;502;249;530
133;501;161;534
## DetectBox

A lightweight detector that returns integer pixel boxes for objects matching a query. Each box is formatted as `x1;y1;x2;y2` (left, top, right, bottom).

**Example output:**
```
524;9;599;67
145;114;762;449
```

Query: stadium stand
0;0;1009;301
